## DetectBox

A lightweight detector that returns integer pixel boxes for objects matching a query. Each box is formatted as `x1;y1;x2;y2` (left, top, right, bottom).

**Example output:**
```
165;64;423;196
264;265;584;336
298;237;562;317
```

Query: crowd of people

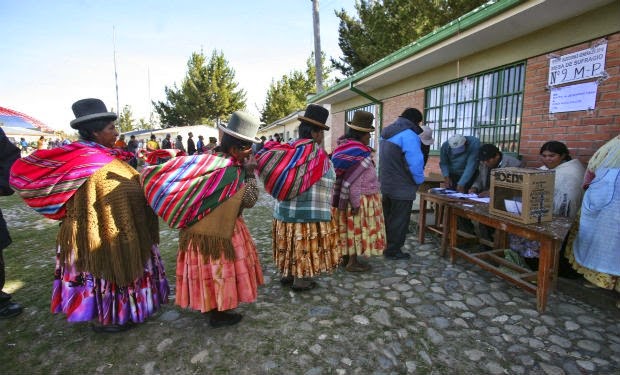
1;97;618;330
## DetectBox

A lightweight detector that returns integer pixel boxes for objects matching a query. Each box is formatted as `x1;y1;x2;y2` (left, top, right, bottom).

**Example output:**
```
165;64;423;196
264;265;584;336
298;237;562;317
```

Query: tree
260;53;332;124
153;50;246;127
332;0;488;76
118;105;135;133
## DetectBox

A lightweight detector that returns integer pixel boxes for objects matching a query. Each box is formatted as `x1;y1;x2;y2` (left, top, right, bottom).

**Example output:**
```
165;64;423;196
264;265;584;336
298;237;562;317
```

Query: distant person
175;135;186;152
379;107;425;260
252;136;266;154
187;132;196;155
10;98;169;332
127;135;139;168
114;134;127;150
0;128;23;318
161;134;172;149
146;134;160;151
205;137;218;153
37;136;45;150
196;135;205;154
469;144;524;197
439;134;481;192
19;138;28;154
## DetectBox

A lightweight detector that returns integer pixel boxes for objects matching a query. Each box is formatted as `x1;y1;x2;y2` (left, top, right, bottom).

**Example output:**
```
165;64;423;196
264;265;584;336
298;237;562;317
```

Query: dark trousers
382;195;413;255
0;208;11;292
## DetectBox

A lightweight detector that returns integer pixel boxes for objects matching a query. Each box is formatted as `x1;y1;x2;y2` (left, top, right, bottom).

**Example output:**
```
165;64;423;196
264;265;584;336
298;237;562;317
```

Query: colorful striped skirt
272;214;340;278
336;193;386;257
52;244;169;326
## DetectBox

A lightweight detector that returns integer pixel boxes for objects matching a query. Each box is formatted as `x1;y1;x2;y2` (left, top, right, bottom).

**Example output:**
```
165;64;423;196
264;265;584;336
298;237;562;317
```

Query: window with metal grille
424;62;525;155
345;103;378;149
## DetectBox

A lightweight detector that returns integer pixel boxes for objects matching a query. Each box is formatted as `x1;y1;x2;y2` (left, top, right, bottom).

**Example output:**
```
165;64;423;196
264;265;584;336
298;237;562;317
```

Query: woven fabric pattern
8;141;128;219
141;153;245;229
256;138;330;201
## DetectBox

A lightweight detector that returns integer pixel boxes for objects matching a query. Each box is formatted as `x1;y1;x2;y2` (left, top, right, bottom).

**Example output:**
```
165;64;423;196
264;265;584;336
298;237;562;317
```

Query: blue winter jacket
378;117;425;200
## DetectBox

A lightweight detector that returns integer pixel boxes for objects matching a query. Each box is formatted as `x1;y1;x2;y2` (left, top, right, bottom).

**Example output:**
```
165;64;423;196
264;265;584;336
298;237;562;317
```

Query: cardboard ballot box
489;167;555;224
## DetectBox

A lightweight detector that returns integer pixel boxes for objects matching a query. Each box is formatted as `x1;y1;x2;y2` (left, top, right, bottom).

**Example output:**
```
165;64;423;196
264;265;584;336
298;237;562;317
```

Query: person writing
10;98;169;333
469;144;524;197
439;134;480;192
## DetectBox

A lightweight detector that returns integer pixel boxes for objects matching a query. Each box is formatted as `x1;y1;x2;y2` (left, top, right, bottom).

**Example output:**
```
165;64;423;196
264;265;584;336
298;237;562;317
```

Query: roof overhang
311;0;616;105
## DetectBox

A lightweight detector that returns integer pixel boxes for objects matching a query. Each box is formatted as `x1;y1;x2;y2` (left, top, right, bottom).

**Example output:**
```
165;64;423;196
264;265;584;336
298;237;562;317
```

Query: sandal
345;263;371;273
290;281;317;292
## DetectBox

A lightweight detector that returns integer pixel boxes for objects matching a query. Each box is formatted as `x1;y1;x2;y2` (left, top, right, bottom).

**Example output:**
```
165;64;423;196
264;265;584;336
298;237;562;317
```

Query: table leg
449;208;457;263
418;195;427;244
441;203;450;257
536;239;556;313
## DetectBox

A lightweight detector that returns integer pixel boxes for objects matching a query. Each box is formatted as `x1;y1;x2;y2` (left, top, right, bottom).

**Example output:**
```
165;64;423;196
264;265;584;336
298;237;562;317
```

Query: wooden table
447;200;573;313
417;191;485;256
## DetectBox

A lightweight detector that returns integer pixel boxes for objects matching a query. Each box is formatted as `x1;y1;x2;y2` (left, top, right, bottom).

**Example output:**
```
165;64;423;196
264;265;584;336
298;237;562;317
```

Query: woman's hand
244;154;257;175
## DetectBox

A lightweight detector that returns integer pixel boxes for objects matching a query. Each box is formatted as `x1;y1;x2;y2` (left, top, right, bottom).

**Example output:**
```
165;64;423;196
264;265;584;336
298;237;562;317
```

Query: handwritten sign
549;81;597;113
548;43;607;86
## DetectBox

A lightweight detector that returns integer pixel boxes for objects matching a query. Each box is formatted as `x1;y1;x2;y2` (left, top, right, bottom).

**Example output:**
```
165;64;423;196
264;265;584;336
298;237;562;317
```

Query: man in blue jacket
379;108;426;260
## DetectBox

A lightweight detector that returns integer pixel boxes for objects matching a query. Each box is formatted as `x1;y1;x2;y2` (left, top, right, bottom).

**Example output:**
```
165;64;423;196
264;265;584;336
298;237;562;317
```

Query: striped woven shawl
9;141;128;220
256;138;329;201
140;153;245;229
331;138;373;209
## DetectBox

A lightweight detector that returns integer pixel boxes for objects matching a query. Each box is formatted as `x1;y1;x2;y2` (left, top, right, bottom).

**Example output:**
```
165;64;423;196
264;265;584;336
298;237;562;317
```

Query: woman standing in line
256;104;340;291
142;111;264;327
331;110;386;272
10;98;169;332
566;134;620;308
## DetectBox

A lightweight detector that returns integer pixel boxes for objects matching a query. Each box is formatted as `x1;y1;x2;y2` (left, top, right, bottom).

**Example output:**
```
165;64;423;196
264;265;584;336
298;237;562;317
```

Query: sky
1;0;357;133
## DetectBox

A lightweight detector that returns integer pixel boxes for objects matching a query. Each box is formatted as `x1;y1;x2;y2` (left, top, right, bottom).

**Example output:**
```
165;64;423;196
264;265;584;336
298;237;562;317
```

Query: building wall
519;33;620;167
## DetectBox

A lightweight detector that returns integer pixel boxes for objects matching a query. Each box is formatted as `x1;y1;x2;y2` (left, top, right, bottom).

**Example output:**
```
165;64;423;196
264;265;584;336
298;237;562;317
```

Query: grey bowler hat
218;111;262;143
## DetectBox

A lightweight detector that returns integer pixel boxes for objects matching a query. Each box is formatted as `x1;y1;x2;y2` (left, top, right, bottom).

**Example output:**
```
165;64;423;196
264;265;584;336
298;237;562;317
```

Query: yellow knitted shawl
57;159;160;285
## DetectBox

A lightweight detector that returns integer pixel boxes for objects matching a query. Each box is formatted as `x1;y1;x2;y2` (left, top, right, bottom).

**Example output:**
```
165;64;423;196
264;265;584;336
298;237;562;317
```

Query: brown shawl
57;159;160;285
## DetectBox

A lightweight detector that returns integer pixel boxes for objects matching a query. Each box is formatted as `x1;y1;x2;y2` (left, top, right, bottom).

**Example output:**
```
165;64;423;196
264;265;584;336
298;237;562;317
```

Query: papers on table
428;188;490;203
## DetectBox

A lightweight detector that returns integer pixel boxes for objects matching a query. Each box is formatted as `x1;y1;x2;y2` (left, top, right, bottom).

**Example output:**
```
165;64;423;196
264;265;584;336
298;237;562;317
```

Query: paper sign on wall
548;43;607;86
549;81;597;113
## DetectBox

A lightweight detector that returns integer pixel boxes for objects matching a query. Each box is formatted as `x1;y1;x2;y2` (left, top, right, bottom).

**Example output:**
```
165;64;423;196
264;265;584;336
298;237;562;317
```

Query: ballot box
489;167;555;224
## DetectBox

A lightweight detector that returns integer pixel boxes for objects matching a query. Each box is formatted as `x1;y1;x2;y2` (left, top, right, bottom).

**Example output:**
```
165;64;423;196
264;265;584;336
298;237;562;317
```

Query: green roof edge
309;0;525;103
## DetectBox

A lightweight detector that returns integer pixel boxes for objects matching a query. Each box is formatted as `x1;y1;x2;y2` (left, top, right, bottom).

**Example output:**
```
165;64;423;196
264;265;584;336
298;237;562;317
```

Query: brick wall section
520;33;620;167
332;34;619;177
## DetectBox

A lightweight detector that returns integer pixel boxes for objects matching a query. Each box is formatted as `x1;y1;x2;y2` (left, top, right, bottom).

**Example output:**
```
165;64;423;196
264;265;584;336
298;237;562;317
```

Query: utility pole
312;0;323;94
113;26;120;115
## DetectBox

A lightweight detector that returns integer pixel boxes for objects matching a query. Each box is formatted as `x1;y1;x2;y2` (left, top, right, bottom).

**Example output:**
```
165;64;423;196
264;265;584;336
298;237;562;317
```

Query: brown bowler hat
347;110;375;132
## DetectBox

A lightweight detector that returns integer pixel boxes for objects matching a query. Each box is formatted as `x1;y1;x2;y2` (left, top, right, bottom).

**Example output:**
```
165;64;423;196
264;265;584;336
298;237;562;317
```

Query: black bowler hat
70;98;117;129
298;104;330;130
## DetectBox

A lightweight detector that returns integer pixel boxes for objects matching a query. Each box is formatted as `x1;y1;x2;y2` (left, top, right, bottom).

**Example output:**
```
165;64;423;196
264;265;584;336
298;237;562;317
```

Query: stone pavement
155;191;620;374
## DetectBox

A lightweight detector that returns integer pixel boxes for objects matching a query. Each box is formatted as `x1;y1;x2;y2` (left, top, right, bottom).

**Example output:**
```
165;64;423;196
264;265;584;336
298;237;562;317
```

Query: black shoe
0;301;22;319
279;276;294;285
209;311;243;328
290;280;318;292
384;252;411;260
0;291;11;303
91;321;134;333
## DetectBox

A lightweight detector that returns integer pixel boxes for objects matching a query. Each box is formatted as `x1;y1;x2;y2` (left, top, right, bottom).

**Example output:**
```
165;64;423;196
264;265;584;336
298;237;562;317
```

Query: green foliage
118;105;135;133
260;53;332;125
332;0;488;76
153;50;246;127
